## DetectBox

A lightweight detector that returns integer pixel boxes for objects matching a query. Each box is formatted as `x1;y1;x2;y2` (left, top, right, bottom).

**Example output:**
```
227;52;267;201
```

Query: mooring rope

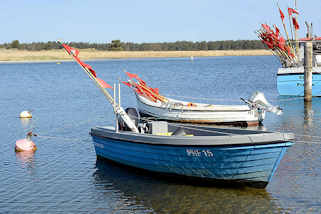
36;134;88;142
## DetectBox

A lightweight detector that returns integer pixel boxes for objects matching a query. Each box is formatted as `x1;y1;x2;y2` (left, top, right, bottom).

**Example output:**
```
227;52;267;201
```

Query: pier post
304;41;313;102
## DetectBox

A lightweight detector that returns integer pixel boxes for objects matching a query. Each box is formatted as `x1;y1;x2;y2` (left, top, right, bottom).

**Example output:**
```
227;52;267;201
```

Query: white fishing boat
136;93;281;126
122;72;282;126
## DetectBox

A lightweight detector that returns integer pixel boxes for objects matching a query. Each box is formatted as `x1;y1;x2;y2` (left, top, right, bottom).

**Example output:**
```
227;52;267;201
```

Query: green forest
0;40;266;51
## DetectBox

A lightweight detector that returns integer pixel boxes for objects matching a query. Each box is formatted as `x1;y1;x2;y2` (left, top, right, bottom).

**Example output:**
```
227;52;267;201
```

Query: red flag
274;25;280;38
97;78;112;89
279;8;285;21
61;44;79;57
121;81;132;87
262;24;272;33
288;8;299;16
79;62;97;77
292;17;299;30
151;88;159;95
278;37;286;51
125;71;138;79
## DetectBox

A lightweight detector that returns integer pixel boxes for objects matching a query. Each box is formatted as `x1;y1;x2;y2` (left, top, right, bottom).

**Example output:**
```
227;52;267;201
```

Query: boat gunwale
136;93;252;112
90;126;294;147
277;72;321;76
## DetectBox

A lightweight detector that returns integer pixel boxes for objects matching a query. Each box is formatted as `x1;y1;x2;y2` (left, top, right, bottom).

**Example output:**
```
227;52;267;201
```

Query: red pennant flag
279;8;285;21
121;81;132;87
274;25;280;38
62;43;72;54
278;37;286;51
134;84;144;96
292;17;300;30
288;8;299;16
151;88;159;95
262;24;272;33
97;78;112;89
125;71;138;79
71;48;79;57
80;62;97;77
61;44;79;57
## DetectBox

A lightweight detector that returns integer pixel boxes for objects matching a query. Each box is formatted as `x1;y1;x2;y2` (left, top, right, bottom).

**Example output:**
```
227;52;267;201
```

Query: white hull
136;94;265;125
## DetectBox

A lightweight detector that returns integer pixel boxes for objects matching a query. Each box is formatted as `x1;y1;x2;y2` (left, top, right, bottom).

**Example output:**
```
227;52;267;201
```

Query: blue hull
92;135;292;188
277;72;321;96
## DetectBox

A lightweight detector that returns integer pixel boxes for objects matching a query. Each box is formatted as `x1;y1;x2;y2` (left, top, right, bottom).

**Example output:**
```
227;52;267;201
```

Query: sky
1;0;321;44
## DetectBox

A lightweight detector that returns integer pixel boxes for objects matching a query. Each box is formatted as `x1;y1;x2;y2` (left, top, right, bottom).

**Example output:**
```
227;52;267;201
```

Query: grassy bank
0;49;272;62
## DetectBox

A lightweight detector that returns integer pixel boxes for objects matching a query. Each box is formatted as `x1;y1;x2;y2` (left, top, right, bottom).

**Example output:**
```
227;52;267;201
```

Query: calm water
1;56;321;213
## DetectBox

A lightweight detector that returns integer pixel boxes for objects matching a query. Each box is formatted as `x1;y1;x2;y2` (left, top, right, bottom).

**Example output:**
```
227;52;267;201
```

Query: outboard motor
242;92;282;116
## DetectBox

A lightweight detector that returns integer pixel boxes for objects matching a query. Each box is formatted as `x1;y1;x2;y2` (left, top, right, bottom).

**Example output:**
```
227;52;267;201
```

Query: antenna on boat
57;41;139;133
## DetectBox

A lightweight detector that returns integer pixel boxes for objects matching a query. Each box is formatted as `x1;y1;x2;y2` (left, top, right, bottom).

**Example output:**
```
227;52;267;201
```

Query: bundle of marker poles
123;73;168;103
58;41;139;133
257;2;313;102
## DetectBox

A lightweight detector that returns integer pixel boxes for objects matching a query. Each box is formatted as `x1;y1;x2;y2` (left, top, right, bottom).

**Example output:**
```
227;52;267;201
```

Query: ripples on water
0;56;320;213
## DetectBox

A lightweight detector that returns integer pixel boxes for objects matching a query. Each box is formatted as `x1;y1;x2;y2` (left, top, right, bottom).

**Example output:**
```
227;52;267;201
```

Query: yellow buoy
19;111;32;118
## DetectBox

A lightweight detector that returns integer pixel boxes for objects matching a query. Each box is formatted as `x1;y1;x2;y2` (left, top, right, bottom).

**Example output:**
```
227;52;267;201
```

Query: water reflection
304;101;313;131
15;151;35;170
93;158;285;214
20;118;33;129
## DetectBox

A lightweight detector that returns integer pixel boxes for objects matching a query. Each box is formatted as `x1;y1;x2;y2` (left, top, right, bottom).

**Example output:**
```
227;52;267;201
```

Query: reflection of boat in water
94;158;283;213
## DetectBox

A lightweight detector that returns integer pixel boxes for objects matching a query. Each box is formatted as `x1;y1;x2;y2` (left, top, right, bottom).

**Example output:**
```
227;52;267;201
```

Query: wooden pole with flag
278;6;290;45
288;8;294;42
294;1;300;62
294;16;299;61
58;41;139;133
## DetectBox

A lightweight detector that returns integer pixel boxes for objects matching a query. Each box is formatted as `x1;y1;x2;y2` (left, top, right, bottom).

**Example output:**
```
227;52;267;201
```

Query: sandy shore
0;49;272;62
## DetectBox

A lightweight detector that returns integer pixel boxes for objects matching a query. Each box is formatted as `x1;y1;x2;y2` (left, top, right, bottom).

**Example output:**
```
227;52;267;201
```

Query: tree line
0;40;266;51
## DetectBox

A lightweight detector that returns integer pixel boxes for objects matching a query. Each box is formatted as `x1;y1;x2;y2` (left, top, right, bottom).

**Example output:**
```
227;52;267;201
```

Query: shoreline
0;49;272;62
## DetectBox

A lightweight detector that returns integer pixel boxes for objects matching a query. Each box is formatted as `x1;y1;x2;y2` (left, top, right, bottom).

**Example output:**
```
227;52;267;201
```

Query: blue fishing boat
256;4;321;96
277;64;321;96
91;120;294;188
59;41;294;188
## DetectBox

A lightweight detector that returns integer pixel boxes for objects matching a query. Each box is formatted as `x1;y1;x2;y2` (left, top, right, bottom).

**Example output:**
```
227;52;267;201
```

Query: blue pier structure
91;125;294;188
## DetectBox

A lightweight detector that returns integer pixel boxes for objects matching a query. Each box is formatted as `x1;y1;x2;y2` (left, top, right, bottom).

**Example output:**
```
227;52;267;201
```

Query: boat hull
91;127;293;188
277;67;321;96
136;94;264;125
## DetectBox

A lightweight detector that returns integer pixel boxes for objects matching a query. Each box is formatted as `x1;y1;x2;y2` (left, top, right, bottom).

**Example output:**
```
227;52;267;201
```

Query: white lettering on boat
186;149;213;157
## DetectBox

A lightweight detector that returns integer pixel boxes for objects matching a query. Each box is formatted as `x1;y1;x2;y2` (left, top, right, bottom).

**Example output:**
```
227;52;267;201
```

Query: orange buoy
15;132;37;152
